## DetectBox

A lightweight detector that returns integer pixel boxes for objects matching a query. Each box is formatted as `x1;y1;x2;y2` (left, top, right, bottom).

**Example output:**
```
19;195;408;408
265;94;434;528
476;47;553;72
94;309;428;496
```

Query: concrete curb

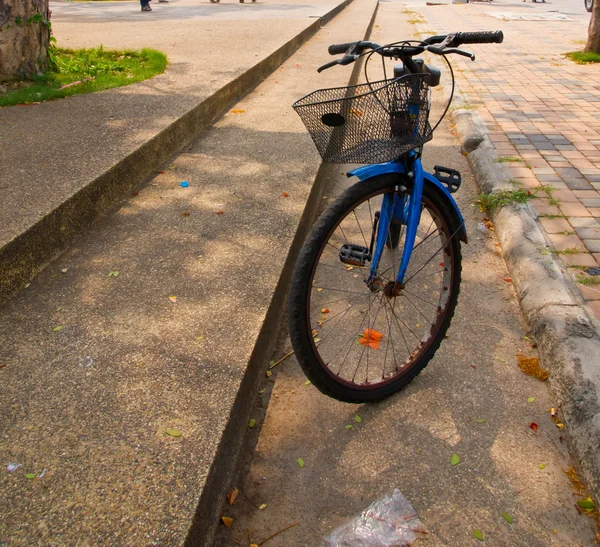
449;93;600;502
0;0;354;306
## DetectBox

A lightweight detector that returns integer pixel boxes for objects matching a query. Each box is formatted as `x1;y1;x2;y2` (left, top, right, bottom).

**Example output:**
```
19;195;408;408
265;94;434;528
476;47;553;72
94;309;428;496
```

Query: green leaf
52;326;63;332
345;424;353;430
25;473;36;480
501;512;513;524
269;360;275;367
473;529;484;541
304;380;311;385
450;453;460;466
165;429;182;437
527;397;535;403
576;497;595;510
248;418;257;428
108;270;120;277
297;457;305;468
539;463;545;469
476;418;486;423
354;414;362;423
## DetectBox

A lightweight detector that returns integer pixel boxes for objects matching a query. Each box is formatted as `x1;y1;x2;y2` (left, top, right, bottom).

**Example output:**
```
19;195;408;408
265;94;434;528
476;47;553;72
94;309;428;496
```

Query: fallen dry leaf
517;354;548;381
169;296;177;303
321;308;330;314
530;422;538;431
221;516;233;526
215;210;224;215
181;211;190;217
230;109;246;114
227;488;239;506
503;277;512;283
282;192;289;197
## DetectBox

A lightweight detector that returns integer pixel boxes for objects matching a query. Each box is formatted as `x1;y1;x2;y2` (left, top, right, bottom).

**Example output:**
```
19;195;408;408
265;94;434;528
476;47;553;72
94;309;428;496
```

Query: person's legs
140;0;151;10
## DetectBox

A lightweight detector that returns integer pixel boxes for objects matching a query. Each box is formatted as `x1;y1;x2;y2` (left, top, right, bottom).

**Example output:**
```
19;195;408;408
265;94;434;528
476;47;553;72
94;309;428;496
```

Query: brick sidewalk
416;2;600;320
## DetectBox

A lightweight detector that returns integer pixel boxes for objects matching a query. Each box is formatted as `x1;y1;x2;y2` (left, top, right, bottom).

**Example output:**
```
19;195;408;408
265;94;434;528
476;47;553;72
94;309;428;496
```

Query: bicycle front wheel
289;174;462;403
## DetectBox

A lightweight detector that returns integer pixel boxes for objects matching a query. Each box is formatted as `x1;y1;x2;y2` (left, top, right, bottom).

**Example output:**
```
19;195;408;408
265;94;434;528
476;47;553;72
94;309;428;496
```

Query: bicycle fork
367;156;424;296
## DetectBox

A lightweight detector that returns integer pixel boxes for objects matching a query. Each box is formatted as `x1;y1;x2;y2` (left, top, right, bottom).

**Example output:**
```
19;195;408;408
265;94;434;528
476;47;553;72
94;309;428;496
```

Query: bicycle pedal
339;243;370;267
433;165;462;193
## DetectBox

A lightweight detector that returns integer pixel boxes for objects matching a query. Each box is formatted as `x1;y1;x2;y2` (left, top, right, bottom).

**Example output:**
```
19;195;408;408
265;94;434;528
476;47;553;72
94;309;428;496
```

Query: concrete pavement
406;0;600;509
0;0;347;303
212;3;599;545
0;0;380;544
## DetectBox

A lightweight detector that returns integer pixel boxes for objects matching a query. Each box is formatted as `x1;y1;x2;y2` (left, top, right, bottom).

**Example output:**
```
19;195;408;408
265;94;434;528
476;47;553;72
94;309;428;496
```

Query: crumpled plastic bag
325;489;425;547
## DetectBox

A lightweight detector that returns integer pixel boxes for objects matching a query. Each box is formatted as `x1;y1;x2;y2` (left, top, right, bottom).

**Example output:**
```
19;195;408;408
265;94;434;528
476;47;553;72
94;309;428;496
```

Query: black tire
585;0;593;12
288;173;462;403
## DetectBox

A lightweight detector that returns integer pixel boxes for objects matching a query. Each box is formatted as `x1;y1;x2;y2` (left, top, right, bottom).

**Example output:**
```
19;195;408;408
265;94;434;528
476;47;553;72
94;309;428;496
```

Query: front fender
347;163;468;243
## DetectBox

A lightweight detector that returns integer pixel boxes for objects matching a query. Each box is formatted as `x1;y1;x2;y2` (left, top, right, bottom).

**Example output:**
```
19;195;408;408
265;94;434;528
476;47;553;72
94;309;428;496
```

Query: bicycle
289;30;503;403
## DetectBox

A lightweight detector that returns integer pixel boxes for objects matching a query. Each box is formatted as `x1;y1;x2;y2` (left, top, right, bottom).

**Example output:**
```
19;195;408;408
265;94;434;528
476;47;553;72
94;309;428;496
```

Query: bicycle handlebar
322;31;503;71
451;30;504;45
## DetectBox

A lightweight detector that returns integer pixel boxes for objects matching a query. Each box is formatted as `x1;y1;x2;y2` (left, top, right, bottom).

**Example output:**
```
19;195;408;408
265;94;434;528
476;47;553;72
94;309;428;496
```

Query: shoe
158;0;169;3
142;4;152;10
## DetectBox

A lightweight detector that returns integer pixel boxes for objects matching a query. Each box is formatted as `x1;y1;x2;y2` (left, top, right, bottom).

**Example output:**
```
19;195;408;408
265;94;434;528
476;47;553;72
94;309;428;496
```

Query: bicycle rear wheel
289;174;462;403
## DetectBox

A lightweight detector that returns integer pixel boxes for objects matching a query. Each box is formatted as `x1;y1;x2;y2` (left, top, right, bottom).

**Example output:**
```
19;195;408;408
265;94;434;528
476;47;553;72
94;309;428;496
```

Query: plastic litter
38;468;47;479
477;222;487;233
180;181;189;188
325;489;425;546
7;463;22;473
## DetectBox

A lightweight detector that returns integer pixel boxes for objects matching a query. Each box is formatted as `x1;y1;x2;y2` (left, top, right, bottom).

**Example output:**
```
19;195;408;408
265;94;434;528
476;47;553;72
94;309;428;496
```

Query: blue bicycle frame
348;155;467;287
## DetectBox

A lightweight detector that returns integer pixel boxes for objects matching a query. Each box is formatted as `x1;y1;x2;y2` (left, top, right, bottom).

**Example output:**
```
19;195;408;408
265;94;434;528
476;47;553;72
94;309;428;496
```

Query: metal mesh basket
293;76;432;164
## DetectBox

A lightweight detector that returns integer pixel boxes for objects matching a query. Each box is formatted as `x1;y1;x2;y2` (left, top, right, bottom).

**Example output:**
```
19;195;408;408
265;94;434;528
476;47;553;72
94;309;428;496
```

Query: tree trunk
585;0;600;53
0;0;50;80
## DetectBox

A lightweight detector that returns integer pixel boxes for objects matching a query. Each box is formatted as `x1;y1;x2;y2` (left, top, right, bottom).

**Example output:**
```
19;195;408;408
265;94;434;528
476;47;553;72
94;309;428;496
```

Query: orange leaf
530;422;538;431
503;277;512;283
216;210;224;215
282;192;289;197
230;109;245;114
221;516;233;526
321;308;330;314
359;328;383;350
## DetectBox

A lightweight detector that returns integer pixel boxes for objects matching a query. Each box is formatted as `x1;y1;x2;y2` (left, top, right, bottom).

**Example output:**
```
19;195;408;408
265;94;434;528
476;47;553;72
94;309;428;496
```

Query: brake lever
426;45;475;61
317;55;358;73
317;60;341;73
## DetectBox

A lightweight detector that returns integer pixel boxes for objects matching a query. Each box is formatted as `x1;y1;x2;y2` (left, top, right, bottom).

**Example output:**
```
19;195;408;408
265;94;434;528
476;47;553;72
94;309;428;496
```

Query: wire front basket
293;75;432;164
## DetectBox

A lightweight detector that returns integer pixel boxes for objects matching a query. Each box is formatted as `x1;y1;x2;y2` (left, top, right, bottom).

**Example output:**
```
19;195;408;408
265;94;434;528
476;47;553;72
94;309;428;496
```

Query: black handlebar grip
454;31;504;44
328;42;358;55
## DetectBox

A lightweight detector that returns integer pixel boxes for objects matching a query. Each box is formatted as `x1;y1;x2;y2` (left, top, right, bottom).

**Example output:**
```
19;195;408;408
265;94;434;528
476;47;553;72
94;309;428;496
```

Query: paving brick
584;240;600;253
534;205;562;217
588;300;600;321
570;217;600;228
562;253;599;267
560;202;593;217
589;208;600;218
578;282;600;301
547;233;586;251
581;199;600;208
540;217;573;233
574;227;600;239
553;189;579;202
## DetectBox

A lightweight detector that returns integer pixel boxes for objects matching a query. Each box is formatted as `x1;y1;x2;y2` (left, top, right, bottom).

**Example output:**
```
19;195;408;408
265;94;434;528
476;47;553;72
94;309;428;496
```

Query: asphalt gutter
0;0;354;305
450;91;600;503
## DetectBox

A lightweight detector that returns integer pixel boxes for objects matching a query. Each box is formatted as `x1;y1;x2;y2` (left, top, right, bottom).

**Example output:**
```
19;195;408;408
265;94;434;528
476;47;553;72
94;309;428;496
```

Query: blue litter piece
180;181;189;188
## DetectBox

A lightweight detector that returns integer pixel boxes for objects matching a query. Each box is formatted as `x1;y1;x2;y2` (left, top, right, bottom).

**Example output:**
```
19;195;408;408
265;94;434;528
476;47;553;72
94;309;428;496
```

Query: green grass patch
474;189;532;212
496;156;524;163
0;46;167;107
537;184;561;207
565;51;600;64
551;247;586;256
539;213;567;219
576;274;600;286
